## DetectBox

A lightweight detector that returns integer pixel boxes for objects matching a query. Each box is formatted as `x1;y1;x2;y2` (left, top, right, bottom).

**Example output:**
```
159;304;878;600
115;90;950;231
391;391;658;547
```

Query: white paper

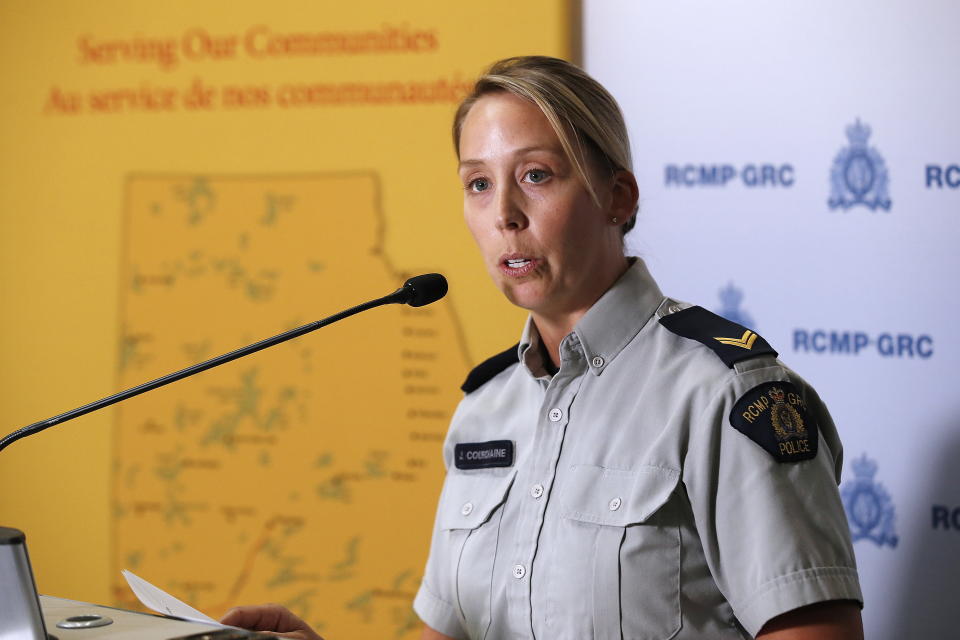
122;569;222;625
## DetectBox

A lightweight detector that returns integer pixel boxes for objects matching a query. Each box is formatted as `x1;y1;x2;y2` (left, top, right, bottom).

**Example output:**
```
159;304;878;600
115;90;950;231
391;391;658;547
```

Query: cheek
543;194;603;245
463;213;496;259
463;207;481;238
569;193;609;235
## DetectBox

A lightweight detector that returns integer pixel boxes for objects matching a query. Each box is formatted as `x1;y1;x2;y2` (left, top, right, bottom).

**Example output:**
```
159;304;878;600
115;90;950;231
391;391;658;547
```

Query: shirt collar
518;318;551;380
517;258;665;377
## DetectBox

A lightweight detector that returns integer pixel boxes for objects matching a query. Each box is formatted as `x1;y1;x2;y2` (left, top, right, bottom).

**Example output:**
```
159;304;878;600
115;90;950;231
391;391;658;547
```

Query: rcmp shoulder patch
730;381;818;463
460;343;520;393
659;306;777;368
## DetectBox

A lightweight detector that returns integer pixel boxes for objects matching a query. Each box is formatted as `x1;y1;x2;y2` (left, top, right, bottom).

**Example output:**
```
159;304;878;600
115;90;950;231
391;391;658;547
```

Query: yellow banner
0;2;570;638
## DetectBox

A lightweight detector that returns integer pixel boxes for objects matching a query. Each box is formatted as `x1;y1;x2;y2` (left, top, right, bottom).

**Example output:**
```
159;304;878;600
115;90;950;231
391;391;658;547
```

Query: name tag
454;440;514;470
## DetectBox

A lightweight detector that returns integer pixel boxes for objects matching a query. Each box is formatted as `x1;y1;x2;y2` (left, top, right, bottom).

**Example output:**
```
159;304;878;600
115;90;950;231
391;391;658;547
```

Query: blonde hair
453;56;637;233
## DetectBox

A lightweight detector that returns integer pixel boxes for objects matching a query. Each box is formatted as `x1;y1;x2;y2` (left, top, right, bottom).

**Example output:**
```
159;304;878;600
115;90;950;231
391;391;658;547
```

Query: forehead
458;92;563;160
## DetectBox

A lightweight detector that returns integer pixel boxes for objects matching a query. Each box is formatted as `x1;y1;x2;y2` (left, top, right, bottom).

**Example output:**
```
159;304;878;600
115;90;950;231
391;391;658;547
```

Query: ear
609;170;639;227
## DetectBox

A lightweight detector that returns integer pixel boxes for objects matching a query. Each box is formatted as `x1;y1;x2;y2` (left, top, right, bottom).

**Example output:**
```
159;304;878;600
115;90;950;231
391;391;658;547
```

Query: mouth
499;254;539;277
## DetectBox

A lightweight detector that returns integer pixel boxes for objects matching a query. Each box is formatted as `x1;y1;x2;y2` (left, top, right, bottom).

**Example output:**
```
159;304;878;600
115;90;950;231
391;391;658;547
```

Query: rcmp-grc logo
828;119;892;211
716;282;755;329
841;453;899;548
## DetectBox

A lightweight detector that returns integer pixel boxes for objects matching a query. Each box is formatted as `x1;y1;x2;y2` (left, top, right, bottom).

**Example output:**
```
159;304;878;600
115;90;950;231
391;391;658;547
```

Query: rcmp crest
841;453;899;548
768;387;806;441
729;381;818;463
828;118;892;211
716;282;755;329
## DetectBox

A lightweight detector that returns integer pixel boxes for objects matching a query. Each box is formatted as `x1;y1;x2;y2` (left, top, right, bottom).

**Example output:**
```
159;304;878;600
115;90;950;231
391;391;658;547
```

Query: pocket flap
438;469;517;530
561;464;679;527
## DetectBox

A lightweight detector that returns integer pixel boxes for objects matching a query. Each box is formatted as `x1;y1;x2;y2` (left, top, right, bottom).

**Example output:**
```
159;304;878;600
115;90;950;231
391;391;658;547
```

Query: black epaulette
460;343;520;393
659;306;777;368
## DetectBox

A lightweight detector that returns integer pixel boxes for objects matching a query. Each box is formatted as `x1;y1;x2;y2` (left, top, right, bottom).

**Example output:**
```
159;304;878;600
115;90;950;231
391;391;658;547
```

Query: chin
499;283;548;313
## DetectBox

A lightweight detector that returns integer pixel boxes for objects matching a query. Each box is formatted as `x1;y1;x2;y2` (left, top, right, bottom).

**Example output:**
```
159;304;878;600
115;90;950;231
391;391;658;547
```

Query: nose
495;182;528;232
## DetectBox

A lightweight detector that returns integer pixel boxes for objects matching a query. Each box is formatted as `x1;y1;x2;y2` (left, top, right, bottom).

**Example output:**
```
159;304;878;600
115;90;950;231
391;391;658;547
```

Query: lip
499;253;540;278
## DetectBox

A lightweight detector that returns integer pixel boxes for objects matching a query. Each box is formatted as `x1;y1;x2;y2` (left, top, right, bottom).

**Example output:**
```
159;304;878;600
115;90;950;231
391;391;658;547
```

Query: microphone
0;273;448;453
389;273;449;307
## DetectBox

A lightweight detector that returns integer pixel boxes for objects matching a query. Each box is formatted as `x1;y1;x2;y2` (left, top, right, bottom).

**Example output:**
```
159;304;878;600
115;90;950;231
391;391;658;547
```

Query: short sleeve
682;360;863;636
413;474;469;640
413;582;466;640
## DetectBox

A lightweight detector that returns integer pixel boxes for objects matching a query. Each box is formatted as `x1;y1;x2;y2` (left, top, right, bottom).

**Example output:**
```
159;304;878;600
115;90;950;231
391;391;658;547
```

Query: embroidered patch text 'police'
454;440;514;470
729;382;818;463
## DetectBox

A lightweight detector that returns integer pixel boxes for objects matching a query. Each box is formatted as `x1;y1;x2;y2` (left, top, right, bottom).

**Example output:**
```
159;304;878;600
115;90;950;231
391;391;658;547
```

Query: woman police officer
222;56;864;639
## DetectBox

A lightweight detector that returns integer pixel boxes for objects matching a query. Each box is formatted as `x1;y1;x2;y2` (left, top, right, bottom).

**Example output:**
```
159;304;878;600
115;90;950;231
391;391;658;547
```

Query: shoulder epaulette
460;343;520;393
659;306;777;368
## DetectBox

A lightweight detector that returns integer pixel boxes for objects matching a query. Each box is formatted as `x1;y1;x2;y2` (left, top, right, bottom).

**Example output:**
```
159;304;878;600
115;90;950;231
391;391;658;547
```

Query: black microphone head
402;273;448;307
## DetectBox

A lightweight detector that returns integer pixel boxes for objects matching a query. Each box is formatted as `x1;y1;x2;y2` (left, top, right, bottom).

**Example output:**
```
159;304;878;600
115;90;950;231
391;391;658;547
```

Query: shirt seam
736;564;861;613
689;360;790;441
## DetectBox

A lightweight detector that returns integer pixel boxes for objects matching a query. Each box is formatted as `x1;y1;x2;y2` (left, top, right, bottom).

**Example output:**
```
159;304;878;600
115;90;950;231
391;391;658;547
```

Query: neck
532;256;631;368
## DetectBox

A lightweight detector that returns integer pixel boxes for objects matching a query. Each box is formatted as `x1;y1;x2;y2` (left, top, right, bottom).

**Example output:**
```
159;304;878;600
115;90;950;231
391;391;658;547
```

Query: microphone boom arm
0;274;446;453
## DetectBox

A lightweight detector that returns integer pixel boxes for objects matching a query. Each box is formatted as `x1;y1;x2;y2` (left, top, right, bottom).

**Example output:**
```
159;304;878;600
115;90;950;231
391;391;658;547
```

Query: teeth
507;259;530;267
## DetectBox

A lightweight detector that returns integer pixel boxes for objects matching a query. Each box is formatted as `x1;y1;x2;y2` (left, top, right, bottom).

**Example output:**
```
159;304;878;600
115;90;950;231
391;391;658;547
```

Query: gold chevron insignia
714;330;758;350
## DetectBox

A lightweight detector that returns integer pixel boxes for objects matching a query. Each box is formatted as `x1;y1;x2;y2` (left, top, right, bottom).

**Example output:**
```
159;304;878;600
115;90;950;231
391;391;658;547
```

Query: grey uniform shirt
413;259;862;639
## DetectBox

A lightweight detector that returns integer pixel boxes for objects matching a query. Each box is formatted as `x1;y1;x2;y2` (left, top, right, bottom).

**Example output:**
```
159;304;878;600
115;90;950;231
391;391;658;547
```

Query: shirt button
609;497;622;511
592;356;605;368
461;502;473;516
513;564;526;579
530;484;544;499
548;408;563;422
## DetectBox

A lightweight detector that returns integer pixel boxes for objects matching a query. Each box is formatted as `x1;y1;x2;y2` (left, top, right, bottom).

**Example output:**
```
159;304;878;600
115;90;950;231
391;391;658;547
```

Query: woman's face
457;92;629;321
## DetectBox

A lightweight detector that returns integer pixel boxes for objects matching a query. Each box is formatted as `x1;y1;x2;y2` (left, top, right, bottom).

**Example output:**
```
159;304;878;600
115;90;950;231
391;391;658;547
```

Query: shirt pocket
561;464;681;640
438;469;517;639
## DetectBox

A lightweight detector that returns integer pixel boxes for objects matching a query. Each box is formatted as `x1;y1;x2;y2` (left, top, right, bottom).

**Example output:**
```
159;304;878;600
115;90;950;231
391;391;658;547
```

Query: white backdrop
584;1;960;637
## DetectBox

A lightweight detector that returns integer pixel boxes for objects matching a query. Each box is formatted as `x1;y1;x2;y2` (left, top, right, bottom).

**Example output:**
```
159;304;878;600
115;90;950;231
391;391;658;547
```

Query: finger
220;605;264;628
219;606;250;626
219;604;291;631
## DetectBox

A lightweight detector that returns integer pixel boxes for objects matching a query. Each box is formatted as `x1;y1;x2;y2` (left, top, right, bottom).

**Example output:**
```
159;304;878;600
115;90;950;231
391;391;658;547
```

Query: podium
40;596;271;639
1;527;270;639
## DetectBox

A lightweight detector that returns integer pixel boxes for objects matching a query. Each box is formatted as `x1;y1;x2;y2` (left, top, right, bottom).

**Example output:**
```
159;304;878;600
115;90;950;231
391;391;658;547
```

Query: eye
467;177;490;192
524;169;549;184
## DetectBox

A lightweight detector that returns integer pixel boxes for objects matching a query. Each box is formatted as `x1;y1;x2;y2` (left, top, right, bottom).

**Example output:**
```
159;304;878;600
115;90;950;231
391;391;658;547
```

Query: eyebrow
458;145;566;171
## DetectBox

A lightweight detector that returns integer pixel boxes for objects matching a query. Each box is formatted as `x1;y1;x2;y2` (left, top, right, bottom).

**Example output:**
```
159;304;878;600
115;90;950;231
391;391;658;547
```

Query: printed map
113;174;473;638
